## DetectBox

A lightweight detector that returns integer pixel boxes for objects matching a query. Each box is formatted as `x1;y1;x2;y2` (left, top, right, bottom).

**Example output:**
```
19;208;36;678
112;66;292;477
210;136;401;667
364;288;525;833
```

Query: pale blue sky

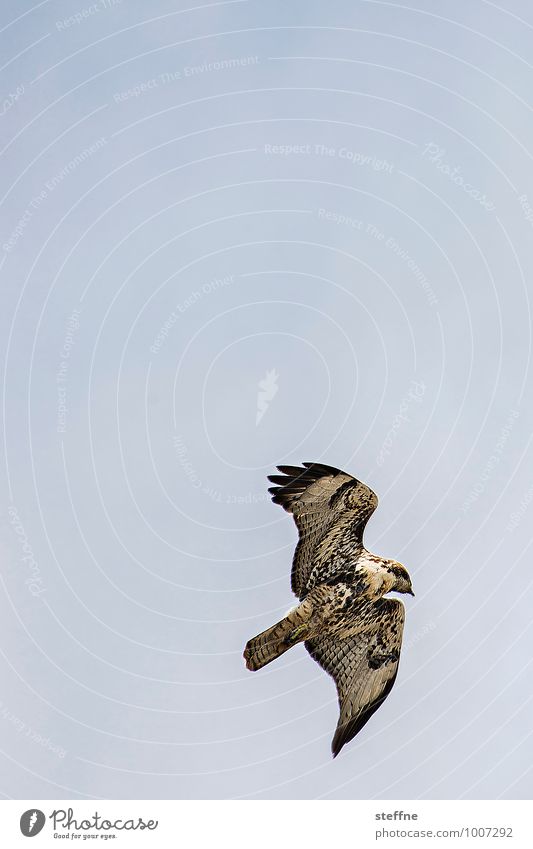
1;0;533;799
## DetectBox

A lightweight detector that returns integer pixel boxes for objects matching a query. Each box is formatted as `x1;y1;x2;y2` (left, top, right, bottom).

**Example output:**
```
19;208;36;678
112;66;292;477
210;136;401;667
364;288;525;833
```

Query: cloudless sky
1;0;532;799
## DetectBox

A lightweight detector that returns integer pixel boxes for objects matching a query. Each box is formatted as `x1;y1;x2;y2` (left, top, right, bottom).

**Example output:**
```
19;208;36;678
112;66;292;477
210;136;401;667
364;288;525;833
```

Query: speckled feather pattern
244;462;412;757
268;462;378;598
306;598;405;756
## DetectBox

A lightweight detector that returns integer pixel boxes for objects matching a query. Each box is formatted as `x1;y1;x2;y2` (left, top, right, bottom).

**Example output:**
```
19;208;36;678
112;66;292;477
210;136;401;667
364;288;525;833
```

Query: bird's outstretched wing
305;598;405;757
267;462;378;597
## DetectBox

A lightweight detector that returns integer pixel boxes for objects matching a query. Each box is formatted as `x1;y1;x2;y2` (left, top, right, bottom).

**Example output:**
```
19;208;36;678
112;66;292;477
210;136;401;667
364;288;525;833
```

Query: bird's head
387;561;414;596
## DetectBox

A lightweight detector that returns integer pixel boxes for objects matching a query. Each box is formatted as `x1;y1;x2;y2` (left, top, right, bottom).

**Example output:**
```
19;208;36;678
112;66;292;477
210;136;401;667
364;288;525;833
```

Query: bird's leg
279;592;323;646
284;585;335;645
286;623;310;644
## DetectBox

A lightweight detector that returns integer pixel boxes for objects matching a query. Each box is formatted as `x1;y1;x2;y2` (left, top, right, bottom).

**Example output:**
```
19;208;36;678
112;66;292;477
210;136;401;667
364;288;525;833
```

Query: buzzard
243;462;414;757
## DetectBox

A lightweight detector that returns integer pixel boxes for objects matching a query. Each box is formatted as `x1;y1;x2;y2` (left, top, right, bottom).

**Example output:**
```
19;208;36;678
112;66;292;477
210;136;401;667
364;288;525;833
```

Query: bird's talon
286;624;309;644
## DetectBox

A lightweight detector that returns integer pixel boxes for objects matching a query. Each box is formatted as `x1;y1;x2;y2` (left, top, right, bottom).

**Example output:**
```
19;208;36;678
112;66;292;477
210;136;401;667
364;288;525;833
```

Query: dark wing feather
305;599;405;757
268;462;378;598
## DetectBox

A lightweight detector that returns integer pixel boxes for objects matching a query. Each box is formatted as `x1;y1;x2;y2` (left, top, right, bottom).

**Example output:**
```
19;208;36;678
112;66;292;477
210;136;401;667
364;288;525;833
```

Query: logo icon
20;809;46;837
256;368;279;425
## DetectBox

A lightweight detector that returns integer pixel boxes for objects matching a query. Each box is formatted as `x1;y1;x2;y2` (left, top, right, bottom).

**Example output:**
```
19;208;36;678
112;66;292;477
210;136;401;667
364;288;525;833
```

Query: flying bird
243;462;414;757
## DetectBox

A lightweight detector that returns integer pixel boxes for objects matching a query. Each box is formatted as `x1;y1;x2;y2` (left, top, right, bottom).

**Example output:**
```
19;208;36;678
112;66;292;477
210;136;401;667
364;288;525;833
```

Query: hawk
243;462;414;757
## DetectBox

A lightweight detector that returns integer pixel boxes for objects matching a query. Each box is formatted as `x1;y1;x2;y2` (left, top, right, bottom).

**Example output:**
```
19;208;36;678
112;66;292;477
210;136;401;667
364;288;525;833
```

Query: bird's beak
409;589;415;597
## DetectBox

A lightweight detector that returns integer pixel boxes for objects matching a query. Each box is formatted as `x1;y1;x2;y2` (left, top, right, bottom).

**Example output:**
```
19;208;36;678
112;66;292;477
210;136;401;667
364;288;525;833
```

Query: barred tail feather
243;620;293;671
244;604;312;671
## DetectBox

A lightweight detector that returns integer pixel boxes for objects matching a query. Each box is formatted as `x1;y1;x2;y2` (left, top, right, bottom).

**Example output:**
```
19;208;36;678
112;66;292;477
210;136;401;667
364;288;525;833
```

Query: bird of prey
243;462;414;757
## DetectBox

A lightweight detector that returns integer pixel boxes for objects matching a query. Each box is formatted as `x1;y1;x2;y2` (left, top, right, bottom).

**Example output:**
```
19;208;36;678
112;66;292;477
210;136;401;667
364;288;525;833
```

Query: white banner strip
0;800;531;848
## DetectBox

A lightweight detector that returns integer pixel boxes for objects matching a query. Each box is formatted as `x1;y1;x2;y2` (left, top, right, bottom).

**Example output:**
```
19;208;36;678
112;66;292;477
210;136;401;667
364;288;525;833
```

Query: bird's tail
244;602;312;671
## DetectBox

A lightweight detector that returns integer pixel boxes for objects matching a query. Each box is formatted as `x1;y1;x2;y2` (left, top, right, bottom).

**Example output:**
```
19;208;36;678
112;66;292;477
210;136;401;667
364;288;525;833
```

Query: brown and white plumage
243;462;413;757
306;598;405;757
